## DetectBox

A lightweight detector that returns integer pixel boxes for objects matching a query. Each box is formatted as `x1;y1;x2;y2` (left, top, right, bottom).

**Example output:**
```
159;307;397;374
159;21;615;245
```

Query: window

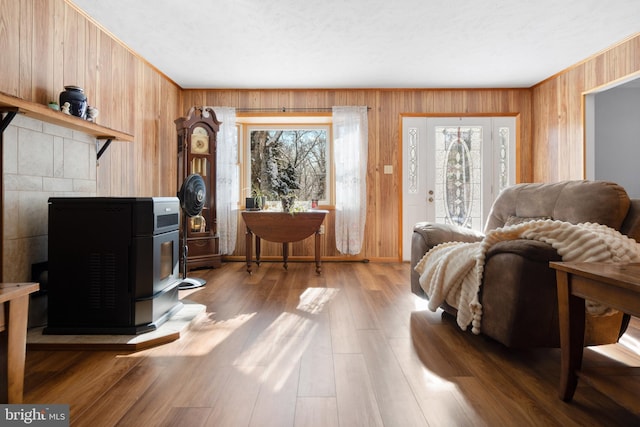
238;116;332;206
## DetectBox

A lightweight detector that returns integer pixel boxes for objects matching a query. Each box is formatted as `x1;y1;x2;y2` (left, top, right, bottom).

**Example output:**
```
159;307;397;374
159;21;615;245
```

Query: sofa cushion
485;180;630;232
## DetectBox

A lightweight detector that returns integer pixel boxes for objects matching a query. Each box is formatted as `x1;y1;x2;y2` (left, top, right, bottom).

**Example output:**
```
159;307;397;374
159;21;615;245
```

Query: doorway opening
584;72;640;198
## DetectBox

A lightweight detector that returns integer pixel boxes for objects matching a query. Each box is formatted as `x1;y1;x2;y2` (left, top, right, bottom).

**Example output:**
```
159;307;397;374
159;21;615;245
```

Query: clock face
191;127;209;154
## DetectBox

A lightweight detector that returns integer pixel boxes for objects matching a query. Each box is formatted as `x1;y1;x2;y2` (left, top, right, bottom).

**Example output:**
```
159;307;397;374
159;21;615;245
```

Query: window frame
237;114;334;208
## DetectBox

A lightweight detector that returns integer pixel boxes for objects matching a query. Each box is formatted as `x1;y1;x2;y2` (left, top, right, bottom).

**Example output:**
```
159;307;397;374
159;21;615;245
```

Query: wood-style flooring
24;261;640;426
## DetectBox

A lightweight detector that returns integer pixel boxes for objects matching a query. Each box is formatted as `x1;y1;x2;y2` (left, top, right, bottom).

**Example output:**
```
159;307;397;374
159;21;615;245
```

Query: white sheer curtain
212;106;239;254
333;106;368;255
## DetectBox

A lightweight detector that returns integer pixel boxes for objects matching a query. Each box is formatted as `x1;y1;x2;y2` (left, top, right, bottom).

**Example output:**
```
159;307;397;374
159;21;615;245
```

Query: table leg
556;270;586;401
5;295;30;403
282;242;289;270
255;237;261;266
315;230;322;274
245;228;253;273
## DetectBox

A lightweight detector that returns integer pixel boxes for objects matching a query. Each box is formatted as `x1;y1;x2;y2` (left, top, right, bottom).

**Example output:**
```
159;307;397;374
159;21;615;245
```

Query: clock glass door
191;127;210;154
189;126;211;233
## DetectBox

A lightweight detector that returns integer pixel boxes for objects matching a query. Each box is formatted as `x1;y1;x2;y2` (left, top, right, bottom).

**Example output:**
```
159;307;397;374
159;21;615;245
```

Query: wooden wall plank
85;22;99;119
31;0;55;103
62;3;79;90
0;0;20;96
159;77;180;196
18;0;34;100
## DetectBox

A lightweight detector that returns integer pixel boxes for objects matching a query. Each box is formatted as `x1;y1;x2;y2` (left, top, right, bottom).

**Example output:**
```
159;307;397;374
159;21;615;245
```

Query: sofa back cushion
485;180;631;233
620;199;640;242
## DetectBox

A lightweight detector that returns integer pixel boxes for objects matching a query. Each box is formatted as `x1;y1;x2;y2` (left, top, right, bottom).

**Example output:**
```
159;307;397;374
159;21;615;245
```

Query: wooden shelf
0;91;133;142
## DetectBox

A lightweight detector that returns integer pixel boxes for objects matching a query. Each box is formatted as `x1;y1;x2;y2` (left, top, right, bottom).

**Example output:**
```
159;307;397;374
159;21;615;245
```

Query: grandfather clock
175;106;222;271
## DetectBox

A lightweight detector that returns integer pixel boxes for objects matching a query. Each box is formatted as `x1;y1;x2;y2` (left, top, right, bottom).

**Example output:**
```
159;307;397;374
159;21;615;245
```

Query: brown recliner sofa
411;180;640;348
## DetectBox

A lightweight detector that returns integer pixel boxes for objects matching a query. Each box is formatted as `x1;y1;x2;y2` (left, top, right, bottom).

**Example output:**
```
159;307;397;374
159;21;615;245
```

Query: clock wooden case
175;106;222;271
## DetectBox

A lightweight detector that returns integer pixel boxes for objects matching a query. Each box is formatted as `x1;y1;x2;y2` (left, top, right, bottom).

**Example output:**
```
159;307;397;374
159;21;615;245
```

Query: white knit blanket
414;220;640;334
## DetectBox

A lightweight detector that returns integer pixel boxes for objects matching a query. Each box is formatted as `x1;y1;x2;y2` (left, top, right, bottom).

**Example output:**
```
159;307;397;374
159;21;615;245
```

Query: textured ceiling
70;0;640;89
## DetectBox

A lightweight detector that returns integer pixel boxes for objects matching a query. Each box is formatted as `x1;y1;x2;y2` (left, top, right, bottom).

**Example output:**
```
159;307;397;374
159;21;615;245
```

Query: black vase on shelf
59;85;88;119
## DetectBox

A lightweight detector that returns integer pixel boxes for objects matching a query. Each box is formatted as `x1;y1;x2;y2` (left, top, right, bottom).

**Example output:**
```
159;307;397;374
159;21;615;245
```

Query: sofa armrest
410;222;484;297
413;222;484;249
480;240;627;347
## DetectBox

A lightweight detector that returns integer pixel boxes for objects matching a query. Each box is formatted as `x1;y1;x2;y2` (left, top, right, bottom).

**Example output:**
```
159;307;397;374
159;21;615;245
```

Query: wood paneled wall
183;89;532;261
531;34;640;182
0;0;182;198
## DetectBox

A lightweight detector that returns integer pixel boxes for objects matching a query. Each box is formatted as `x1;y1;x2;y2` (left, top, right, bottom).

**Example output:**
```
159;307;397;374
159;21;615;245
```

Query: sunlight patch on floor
619;333;640;356
412;295;430;311
589;335;640;365
420;367;458;391
233;287;339;391
234;311;318;391
297;287;339;314
173;312;257;357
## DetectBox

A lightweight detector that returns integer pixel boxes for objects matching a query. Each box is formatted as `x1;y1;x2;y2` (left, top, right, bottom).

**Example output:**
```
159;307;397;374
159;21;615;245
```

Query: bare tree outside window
250;129;328;202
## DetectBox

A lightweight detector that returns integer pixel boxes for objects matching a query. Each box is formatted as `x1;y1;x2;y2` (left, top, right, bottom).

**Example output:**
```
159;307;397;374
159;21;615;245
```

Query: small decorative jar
59;85;88;119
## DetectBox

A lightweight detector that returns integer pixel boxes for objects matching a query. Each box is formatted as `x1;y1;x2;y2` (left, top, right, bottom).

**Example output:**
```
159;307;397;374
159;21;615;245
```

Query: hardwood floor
24;261;640;426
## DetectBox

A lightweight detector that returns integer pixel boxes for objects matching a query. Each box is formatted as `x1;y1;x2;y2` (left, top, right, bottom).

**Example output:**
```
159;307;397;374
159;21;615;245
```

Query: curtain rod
235;107;371;113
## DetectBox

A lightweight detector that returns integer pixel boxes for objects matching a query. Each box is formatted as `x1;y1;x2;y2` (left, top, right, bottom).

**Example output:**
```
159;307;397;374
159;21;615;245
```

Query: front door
402;116;515;261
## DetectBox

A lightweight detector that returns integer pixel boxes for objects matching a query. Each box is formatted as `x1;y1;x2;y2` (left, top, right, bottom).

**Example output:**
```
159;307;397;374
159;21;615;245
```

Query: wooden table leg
5;295;30;403
245;227;253;273
315;230;322;274
282;242;289;270
255;236;261;266
556;270;586;401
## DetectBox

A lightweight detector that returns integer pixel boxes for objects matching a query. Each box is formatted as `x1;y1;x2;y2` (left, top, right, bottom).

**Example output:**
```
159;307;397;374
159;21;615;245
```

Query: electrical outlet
384;165;393;174
319;225;325;234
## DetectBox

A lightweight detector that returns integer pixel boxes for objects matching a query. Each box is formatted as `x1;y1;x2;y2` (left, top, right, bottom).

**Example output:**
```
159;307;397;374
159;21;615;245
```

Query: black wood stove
45;197;182;335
